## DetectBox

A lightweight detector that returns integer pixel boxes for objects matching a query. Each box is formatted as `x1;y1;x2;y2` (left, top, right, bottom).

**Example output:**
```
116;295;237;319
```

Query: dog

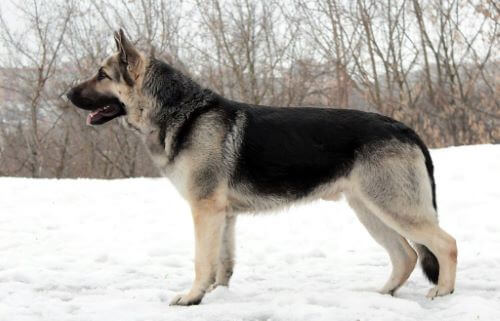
67;29;457;305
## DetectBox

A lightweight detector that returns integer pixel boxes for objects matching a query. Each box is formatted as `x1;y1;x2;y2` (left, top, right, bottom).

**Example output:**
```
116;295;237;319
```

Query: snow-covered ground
1;144;499;321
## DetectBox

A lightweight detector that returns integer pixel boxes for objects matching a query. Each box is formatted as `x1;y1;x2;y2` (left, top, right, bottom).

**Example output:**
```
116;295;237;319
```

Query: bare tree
0;0;498;178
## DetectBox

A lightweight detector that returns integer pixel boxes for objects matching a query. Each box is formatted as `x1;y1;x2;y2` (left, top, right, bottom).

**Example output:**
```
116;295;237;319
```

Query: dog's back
224;102;428;199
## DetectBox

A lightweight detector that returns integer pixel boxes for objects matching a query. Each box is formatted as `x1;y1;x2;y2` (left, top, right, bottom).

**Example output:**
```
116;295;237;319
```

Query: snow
1;144;500;321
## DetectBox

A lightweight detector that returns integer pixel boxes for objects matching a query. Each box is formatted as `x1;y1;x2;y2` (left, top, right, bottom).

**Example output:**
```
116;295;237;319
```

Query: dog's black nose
66;88;76;102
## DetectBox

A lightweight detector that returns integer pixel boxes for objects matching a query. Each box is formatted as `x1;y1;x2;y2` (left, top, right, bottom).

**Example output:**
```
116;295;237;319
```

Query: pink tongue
86;110;101;125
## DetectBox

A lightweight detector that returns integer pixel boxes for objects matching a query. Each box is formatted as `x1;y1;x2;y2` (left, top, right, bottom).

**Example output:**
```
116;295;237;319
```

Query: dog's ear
114;29;140;68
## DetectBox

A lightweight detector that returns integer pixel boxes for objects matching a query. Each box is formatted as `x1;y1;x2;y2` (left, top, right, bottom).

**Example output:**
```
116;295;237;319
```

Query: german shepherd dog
67;30;457;305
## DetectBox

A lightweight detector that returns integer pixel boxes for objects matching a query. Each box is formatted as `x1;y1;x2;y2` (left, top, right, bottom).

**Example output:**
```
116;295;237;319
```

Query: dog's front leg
207;214;236;292
170;201;226;306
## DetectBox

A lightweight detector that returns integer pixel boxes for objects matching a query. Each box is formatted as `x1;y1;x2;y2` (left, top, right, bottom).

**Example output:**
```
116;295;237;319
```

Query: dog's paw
378;287;396;296
426;286;454;299
169;293;203;306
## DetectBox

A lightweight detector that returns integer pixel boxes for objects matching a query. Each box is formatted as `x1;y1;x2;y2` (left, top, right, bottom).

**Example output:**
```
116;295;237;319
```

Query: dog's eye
97;68;109;81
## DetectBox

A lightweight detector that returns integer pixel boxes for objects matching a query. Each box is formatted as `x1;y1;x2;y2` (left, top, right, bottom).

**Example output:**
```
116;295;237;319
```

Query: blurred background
0;0;498;179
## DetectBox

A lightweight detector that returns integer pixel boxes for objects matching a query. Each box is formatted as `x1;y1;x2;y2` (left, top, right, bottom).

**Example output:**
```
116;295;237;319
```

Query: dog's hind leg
207;214;236;292
411;225;456;298
352;146;457;298
361;196;457;299
347;196;417;295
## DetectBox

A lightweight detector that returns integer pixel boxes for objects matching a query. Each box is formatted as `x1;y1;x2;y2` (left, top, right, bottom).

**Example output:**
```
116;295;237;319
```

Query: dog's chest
164;158;192;200
152;154;192;200
141;132;192;200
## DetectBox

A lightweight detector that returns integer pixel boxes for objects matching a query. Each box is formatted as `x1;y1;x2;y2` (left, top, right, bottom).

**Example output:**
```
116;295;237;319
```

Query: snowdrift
1;144;499;321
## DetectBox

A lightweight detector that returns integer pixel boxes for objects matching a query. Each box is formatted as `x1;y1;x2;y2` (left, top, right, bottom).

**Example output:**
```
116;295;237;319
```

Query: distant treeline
0;0;498;178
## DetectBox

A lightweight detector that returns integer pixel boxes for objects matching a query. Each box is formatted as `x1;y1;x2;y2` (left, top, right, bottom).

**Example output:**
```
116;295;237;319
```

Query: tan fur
347;195;418;295
170;185;229;306
214;214;236;287
345;144;457;298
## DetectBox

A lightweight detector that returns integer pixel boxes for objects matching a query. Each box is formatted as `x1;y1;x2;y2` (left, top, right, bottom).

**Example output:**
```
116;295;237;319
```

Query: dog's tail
415;244;439;284
412;136;439;285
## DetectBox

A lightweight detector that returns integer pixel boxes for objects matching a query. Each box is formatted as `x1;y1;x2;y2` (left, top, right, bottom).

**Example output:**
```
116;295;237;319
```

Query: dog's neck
143;58;212;111
131;58;217;167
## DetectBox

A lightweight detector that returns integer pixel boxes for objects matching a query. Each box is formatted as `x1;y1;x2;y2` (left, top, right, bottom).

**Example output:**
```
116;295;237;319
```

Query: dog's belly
227;190;291;213
227;177;349;214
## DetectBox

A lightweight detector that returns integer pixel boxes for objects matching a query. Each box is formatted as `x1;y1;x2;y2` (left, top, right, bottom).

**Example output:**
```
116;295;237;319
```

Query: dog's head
67;29;144;125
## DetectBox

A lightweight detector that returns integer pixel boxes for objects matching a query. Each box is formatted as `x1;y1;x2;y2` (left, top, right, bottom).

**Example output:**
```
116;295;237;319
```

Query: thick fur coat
67;30;457;305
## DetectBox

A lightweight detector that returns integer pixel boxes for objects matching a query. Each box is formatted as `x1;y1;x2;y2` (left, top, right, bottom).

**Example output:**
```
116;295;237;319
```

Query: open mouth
86;102;126;125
